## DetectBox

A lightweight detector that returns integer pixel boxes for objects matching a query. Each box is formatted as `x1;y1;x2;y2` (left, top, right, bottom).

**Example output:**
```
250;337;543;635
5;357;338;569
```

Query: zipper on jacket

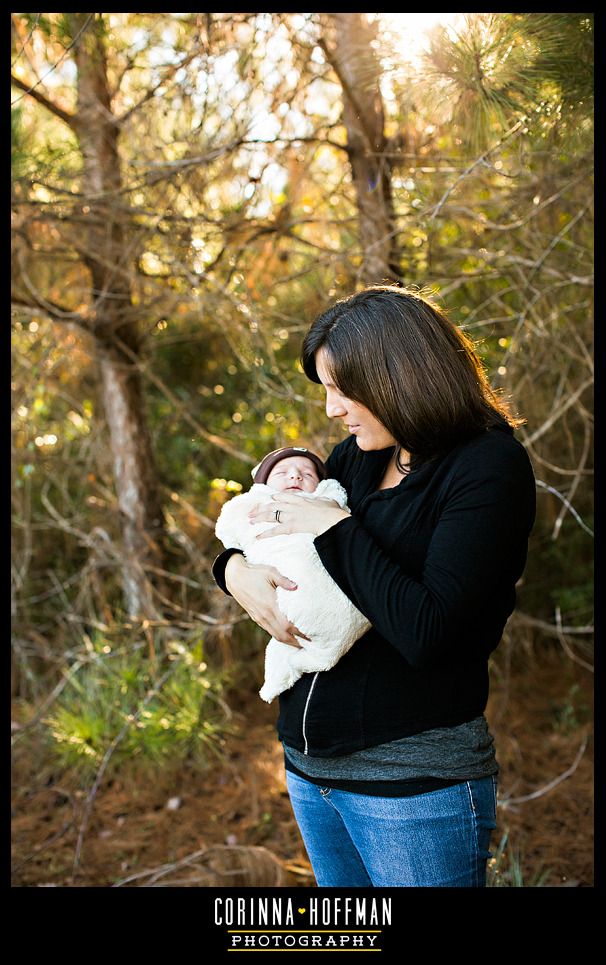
302;672;319;755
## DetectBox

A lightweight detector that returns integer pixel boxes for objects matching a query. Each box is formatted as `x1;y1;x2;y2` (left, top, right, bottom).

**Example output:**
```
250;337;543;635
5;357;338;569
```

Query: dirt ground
11;642;593;888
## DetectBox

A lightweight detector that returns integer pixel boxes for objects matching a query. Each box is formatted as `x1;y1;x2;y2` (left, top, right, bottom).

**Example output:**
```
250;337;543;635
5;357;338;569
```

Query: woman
212;285;536;887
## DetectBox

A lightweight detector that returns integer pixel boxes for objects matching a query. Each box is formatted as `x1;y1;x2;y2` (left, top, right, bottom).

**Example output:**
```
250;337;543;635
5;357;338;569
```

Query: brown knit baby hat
251;447;327;485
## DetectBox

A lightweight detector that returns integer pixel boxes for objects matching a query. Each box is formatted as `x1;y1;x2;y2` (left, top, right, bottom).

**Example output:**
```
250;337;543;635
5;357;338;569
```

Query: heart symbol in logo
298;907;306;914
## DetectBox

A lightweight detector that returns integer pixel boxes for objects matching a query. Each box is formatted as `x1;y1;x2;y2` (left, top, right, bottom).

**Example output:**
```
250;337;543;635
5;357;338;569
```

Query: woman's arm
313;442;536;669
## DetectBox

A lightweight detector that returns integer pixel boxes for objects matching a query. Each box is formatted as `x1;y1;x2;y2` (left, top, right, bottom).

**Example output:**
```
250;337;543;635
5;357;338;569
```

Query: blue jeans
286;769;497;887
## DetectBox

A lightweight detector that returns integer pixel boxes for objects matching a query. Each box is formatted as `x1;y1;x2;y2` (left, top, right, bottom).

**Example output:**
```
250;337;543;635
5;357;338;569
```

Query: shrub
43;632;234;781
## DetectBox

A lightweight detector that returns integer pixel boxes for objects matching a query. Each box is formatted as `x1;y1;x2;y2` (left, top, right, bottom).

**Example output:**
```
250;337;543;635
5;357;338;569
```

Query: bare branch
10;72;76;129
428;119;526;221
523;378;594;447
499;734;589;808
115;48;203;126
551;420;592;539
553;607;594;672
11;13;41;69
534;479;593;537
513;610;593;637
11;12;94;112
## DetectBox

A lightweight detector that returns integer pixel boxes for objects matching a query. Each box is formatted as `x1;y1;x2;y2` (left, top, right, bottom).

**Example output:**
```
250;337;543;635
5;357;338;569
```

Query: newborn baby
214;446;371;702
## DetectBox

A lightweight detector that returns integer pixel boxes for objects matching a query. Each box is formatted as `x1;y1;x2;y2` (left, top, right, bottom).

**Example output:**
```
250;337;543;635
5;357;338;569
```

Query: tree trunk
69;13;164;618
327;13;401;284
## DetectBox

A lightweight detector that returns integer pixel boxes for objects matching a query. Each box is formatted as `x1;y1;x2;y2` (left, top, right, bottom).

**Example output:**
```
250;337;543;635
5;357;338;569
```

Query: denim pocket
466;777;497;870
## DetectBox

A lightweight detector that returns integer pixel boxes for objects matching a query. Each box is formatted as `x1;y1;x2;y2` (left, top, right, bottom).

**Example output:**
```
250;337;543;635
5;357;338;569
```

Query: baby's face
265;456;320;493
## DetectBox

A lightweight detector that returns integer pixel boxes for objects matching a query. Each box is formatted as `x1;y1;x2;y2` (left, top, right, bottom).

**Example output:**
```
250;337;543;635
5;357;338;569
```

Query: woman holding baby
212;285;536;888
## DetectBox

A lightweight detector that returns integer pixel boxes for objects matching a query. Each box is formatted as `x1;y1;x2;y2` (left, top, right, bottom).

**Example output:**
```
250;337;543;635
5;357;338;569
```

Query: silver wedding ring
274;509;282;523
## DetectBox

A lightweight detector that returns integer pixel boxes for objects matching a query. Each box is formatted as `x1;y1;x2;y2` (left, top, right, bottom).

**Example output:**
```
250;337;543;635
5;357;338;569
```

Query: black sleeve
211;548;244;596
313;443;536;669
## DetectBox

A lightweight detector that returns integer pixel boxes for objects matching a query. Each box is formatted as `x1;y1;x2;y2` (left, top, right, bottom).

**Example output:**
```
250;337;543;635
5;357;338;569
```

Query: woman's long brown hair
301;285;524;470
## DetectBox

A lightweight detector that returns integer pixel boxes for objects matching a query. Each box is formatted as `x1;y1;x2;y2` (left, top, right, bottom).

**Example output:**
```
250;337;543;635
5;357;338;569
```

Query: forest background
11;12;594;888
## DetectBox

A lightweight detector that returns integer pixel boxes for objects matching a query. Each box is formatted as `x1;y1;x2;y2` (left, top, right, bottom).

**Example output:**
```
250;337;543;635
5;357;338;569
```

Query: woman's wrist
314;507;350;536
225;551;247;594
212;548;244;595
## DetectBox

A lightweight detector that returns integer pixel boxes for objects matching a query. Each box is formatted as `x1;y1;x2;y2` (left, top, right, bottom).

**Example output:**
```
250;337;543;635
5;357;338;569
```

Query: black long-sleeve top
213;422;536;757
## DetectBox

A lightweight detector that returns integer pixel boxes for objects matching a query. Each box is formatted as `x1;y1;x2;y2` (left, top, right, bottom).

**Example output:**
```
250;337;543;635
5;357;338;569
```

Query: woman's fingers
257;613;303;648
268;570;310;642
267;611;308;647
254;606;308;648
276;626;306;648
269;569;297;590
277;634;303;649
291;625;311;641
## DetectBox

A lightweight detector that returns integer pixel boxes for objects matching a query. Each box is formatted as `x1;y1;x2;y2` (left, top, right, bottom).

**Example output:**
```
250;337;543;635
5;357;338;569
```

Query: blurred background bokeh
11;12;593;887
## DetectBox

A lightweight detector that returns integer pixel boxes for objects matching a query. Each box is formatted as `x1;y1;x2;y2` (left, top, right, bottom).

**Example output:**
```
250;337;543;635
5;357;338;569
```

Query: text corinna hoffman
214;896;392;927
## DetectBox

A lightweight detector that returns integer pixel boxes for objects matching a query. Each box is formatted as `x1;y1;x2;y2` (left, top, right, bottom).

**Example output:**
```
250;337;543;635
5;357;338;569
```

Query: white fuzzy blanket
214;479;371;702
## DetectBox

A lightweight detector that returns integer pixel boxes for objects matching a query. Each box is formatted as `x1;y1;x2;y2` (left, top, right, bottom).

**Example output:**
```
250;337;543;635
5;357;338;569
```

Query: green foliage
43;634;233;781
514;14;593;114
422;13;593;149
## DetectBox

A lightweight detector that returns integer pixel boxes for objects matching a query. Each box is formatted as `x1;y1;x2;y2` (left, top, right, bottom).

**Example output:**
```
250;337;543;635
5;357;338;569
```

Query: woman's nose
326;402;345;419
326;395;346;419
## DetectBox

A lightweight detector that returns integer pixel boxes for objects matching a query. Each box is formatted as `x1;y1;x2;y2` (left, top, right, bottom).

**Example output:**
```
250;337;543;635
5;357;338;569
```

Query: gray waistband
283;715;498;782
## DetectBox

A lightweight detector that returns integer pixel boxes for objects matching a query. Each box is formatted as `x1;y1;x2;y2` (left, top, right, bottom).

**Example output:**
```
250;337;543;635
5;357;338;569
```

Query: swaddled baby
214;446;371;702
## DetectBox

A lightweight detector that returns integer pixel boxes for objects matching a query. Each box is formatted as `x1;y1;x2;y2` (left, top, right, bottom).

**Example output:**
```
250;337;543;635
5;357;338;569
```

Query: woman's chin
355;435;393;452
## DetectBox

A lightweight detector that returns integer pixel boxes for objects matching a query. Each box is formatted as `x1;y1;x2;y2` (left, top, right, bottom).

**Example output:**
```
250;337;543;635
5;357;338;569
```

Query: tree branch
499;734;589;809
428;119;526;222
115;48;202;127
534;478;594;538
11;289;90;329
513;609;593;637
11;73;76;130
523;378;594;447
317;35;379;156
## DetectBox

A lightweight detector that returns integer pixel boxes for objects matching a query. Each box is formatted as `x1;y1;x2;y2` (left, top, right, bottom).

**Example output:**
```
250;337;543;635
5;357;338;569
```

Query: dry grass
11;641;593;888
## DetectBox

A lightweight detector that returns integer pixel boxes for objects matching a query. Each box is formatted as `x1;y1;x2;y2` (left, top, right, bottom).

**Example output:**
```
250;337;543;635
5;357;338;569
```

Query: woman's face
315;348;396;451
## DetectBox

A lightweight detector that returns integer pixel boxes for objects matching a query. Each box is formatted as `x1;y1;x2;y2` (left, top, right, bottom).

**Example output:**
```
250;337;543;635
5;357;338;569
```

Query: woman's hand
247;492;350;539
224;553;309;648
